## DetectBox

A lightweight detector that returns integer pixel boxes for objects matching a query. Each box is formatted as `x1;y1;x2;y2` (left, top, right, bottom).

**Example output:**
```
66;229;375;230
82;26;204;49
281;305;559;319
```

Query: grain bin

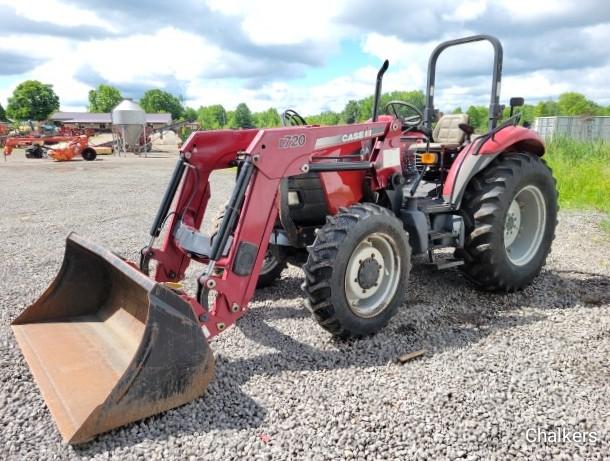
111;99;146;154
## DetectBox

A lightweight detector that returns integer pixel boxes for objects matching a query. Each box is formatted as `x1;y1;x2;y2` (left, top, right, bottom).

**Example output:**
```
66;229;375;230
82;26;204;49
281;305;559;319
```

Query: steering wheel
281;109;307;127
384;101;423;128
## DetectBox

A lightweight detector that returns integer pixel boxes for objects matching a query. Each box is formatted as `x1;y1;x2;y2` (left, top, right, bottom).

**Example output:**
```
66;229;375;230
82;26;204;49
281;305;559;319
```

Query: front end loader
13;35;558;443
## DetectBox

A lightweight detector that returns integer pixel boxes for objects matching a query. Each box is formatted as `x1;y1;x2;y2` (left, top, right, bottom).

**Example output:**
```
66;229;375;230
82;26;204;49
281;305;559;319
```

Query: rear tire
212;206;287;288
81;147;97;161
302;203;410;338
256;245;288;288
459;152;558;291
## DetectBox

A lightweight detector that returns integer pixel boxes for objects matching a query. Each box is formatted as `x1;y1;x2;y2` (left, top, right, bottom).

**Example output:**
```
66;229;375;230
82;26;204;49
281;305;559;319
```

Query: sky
0;0;609;116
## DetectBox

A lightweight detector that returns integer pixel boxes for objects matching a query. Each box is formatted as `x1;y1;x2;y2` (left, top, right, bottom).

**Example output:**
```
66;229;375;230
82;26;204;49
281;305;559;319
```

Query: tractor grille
414;152;424;169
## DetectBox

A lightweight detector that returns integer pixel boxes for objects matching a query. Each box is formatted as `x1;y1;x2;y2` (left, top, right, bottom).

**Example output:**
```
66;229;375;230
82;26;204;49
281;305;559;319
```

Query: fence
533;116;610;141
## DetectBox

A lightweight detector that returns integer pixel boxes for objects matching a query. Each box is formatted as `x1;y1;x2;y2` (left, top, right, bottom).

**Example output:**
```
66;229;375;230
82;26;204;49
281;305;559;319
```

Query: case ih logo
279;134;306;149
314;125;385;149
341;128;372;143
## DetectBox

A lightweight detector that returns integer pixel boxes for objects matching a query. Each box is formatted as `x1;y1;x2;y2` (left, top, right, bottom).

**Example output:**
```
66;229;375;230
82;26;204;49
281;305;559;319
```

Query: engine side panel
287;173;329;225
318;171;367;215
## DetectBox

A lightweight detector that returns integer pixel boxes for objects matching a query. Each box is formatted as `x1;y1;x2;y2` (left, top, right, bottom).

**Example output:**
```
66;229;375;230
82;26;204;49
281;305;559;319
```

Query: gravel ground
1;150;609;460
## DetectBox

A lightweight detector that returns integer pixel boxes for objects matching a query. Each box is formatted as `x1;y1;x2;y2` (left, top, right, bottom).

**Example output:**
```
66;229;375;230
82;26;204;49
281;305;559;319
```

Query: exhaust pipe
12;233;214;444
372;59;389;122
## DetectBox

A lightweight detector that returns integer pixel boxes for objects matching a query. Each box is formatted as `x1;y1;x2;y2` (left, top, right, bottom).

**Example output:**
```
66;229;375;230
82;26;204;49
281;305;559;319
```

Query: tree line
0;81;187;122
194;90;427;130
1;80;608;133
454;92;610;132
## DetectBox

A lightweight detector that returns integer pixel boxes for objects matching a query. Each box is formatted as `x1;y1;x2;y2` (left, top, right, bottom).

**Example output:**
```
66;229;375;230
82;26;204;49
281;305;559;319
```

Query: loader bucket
11;233;214;444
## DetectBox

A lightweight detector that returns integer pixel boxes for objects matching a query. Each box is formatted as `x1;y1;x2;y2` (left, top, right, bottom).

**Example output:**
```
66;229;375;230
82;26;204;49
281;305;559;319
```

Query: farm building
49;111;172;131
533;116;610;141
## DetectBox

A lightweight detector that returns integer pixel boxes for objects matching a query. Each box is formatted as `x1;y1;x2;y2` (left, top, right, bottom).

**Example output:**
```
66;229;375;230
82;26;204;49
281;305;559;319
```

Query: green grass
543;137;610;231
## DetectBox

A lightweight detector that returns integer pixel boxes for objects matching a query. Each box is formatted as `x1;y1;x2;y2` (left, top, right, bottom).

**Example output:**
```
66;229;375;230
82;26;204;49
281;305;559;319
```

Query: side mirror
510;97;525;107
509;97;524;117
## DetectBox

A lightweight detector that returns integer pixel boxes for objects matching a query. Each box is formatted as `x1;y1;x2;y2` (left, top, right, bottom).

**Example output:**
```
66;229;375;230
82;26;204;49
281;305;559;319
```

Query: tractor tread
459;152;558;292
302;203;410;338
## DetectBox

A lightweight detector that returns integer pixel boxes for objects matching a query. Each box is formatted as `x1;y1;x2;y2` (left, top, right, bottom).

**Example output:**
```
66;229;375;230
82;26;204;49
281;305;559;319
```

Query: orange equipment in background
3;135;100;161
47;135;97;161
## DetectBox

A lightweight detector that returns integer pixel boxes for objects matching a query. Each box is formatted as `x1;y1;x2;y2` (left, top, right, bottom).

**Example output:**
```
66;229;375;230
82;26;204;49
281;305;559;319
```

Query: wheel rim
344;232;401;318
504;184;547;266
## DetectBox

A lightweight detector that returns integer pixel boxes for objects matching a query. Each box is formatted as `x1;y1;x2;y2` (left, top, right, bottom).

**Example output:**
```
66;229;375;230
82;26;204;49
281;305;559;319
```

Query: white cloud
80;28;223;84
4;27;229;108
30;60;91;106
499;0;571;20
206;0;348;45
0;0;608;114
443;0;488;22
0;0;117;31
0;34;72;59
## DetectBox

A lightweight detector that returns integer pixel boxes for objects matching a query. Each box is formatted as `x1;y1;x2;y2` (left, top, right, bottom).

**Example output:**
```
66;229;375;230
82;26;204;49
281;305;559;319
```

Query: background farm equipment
56;126;97;137
13;35;558;444
45;135;100;161
0;122;9;150
3;134;111;161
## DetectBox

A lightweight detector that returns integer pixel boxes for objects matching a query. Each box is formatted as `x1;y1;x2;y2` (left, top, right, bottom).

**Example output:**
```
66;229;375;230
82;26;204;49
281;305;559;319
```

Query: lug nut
217;322;226;331
230;303;240;313
206;279;216;289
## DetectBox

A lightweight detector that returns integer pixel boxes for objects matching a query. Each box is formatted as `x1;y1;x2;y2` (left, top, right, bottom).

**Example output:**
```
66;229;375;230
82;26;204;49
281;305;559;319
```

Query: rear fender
443;126;545;207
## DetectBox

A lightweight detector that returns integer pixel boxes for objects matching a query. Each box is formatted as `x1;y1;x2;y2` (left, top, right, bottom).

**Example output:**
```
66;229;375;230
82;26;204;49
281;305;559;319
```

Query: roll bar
423;35;503;131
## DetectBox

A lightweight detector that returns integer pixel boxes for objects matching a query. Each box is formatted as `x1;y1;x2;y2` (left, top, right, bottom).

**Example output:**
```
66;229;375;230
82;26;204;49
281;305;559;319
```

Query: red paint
146;121;404;338
478;126;545;156
443;126;545;199
153;129;259;283
320;171;366;214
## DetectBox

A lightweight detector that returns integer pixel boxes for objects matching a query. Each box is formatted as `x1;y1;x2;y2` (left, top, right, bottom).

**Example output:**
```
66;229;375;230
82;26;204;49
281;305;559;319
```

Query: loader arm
146;122;397;338
10;121;400;444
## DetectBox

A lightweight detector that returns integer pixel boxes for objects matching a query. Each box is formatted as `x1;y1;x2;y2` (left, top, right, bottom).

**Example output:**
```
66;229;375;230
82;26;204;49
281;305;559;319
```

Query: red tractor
12;35;557;443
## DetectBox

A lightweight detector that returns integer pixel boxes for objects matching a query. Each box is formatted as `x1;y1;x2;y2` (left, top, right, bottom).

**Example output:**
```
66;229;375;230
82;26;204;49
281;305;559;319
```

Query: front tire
459;152;558;291
302;203;411;338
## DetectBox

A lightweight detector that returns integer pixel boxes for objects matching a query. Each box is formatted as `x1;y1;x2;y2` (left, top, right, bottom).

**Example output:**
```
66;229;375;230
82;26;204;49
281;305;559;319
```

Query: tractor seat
409;113;470;151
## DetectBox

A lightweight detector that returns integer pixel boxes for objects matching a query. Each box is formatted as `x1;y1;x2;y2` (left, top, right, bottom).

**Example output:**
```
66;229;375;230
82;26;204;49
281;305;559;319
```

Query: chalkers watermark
525;426;599;444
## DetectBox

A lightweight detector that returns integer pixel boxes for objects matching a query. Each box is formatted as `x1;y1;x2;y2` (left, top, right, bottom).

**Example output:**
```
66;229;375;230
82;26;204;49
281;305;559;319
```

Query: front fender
443;126;545;207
